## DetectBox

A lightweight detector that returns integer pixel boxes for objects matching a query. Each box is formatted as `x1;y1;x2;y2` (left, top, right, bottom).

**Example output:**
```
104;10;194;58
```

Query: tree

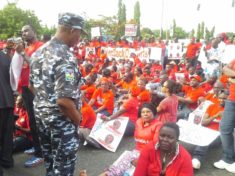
134;1;141;37
0;3;42;39
205;27;210;41
190;29;195;38
211;26;215;38
196;23;201;40
200;21;205;39
172;19;176;38
174;27;188;39
116;0;126;40
141;27;154;39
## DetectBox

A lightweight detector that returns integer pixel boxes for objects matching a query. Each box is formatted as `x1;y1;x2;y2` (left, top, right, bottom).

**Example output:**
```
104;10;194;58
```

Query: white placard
91;27;101;38
167;43;183;60
125;24;137;37
177;119;220;146
188;100;213;125
89;114;129;152
10;52;24;91
85;47;96;58
149;47;162;61
223;45;235;64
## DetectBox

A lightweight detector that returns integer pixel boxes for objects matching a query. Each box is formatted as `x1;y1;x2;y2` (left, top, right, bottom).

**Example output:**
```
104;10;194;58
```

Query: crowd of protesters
1;11;235;176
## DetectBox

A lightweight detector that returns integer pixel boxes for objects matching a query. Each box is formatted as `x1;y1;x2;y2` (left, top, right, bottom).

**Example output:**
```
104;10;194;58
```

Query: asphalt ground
3;136;235;176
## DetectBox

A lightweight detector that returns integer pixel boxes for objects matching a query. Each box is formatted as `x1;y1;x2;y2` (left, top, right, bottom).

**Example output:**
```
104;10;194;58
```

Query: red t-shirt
186;43;200;59
19;41;44;88
122;97;139;124
134;118;162;151
15;108;31;139
157;95;178;123
134;142;193;176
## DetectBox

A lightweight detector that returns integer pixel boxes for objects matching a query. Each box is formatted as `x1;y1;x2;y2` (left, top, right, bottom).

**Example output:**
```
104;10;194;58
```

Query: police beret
58;12;87;35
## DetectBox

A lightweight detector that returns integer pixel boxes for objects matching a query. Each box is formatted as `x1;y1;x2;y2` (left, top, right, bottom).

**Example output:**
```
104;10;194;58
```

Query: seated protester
177;75;205;120
99;103;163;176
165;63;176;81
88;77;114;116
136;77;151;105
110;65;120;84
115;72;137;95
200;74;218;93
81;63;94;77
199;80;225;104
157;80;179;123
13;95;32;153
142;66;152;82
81;74;97;102
134;123;193;176
192;91;228;169
78;98;97;145
101;86;140;136
135;103;163;151
146;71;168;107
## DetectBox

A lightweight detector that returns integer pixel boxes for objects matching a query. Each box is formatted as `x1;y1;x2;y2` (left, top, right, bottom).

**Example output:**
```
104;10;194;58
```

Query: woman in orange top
134;103;163;151
89;78;114;116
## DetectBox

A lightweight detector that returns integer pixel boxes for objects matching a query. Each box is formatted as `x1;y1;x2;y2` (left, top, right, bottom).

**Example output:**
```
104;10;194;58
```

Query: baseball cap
58;12;87;35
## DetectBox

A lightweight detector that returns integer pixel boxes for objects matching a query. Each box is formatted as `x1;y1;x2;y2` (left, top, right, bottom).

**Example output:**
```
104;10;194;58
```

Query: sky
1;0;235;34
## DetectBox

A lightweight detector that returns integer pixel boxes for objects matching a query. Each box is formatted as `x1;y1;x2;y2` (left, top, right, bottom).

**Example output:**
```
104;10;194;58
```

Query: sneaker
213;160;232;169
24;147;35;155
225;162;235;173
192;158;201;169
24;156;44;167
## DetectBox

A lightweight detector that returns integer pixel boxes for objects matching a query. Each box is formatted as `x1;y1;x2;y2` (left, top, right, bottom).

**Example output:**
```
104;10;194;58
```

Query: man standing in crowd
0;50;15;174
15;25;44;167
214;59;235;173
30;12;84;175
185;37;201;67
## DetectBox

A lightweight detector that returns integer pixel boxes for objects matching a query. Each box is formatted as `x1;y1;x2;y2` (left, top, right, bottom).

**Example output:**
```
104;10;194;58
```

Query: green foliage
116;0;126;40
0;3;42;39
196;23;201;40
141;27;154;39
201;21;205;39
134;1;141;37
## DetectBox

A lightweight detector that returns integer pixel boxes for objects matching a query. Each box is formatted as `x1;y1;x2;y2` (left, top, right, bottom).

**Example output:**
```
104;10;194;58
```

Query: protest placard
167;43;183;60
125;24;137;37
177;119;219;146
85;47;96;58
175;72;186;84
188;100;213;125
91;27;101;38
149;47;162;61
89;114;129;152
223;45;235;64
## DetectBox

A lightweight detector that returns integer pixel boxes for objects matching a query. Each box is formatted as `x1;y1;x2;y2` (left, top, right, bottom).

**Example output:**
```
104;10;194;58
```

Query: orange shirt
80;102;96;129
205;104;224;131
116;80;137;90
138;89;151;104
134;118;162;151
185;87;205;109
205;93;219;104
91;88;114;114
186;43;200;59
81;84;96;101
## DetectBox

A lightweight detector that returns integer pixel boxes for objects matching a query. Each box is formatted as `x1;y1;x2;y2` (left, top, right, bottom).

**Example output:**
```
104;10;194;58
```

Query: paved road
3;136;235;176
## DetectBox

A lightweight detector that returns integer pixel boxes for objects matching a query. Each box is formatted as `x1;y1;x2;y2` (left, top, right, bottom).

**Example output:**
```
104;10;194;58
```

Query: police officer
30;13;86;176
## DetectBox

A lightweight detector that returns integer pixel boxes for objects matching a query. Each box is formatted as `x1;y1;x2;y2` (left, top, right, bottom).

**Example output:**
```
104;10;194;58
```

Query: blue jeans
220;100;235;163
193;136;221;162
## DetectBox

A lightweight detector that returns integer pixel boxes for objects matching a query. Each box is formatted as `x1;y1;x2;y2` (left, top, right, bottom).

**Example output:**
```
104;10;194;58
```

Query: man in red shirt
15;25;44;167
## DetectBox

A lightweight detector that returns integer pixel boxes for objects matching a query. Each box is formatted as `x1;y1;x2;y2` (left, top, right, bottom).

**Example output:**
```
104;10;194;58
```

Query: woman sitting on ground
134;122;193;176
156;80;179;123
